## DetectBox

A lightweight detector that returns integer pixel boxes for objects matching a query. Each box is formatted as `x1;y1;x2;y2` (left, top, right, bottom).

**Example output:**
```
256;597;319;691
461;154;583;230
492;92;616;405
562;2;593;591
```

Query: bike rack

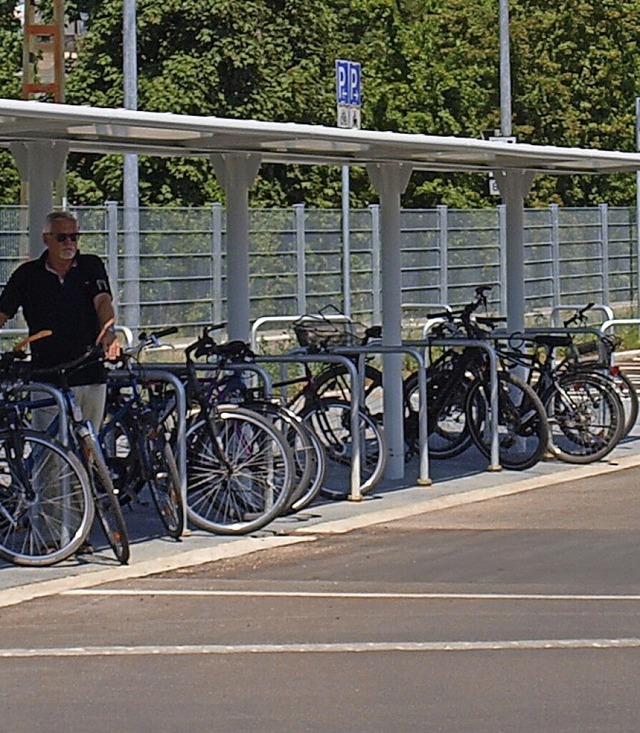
255;352;363;501
406;337;502;471
250;314;354;352
409;324;502;471
506;326;611;365
330;343;431;486
21;382;70;445
107;366;188;532
600;319;640;365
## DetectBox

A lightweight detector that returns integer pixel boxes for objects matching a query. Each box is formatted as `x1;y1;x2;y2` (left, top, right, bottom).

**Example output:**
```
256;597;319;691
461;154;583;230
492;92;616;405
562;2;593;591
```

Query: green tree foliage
0;0;23;203
1;0;639;207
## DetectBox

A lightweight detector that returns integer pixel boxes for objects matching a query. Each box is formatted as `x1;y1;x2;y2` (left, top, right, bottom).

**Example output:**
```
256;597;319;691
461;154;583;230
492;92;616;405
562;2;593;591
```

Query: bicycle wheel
565;364;638;439
613;368;639;437
300;398;386;499
186;404;295;534
310;363;384;416
466;372;549;470
544;371;625;464
147;435;184;539
100;414;144;505
403;370;474;459
81;433;130;564
286;421;327;513
245;400;315;514
0;430;94;567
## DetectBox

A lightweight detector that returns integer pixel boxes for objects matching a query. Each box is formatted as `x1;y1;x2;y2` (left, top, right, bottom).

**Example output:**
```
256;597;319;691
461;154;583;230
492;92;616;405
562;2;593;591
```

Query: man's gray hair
43;210;78;232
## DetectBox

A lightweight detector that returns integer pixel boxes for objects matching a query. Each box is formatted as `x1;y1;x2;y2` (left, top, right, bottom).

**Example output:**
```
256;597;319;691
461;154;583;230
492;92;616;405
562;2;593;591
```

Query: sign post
488;134;516;197
336;60;362;317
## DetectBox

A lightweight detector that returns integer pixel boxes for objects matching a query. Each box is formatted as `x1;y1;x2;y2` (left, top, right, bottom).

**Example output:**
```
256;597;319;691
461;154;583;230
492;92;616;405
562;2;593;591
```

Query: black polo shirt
0;251;112;386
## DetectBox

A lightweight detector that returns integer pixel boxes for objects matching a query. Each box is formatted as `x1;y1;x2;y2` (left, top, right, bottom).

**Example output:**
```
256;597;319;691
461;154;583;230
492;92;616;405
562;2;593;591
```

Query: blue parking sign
336;59;350;105
349;62;361;106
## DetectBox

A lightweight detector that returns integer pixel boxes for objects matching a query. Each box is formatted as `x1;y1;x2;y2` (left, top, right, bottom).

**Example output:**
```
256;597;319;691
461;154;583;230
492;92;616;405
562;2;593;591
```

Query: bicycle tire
543;370;625;464
309;363;384;417
244;400;315;514
614;368;639;437
299;398;386;499
0;430;94;567
466;372;549;470
403;370;475;459
147;436;184;539
561;363;638;440
81;433;130;564
186;404;295;534
286;421;327;513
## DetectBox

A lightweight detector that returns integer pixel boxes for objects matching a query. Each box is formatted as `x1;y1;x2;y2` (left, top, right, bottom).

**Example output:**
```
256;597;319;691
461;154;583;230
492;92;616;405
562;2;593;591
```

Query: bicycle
183;327;327;514
278;315;387;499
403;286;549;471
28;326;130;564
558;303;638;438
495;328;625;464
181;327;296;534
100;327;184;539
0;332;94;566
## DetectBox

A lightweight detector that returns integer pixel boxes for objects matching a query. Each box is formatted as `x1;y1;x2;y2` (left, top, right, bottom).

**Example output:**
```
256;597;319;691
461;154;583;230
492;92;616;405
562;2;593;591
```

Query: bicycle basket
293;320;363;350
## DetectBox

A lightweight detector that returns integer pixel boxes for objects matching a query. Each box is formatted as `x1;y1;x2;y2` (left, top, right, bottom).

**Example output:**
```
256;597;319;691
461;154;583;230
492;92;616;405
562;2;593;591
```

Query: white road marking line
64;589;640;601
1;639;640;658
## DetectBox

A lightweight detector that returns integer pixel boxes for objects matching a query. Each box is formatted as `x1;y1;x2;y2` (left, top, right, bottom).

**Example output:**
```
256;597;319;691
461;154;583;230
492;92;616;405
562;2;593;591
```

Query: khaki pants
33;383;107;437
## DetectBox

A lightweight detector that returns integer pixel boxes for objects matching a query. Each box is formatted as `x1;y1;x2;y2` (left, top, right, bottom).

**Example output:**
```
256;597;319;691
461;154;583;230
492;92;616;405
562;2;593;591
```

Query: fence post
599;202;610;306
294;203;306;314
437;204;448;305
211;202;223;325
550;203;561;309
498;204;507;314
369;204;381;323
105;201;119;312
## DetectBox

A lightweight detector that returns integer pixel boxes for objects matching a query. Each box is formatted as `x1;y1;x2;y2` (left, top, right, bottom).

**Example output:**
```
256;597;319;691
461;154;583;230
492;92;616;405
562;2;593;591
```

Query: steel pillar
211;153;261;341
367;162;413;480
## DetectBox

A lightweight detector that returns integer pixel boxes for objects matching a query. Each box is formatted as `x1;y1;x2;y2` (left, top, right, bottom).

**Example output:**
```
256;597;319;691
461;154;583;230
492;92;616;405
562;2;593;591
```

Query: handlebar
563;302;595;328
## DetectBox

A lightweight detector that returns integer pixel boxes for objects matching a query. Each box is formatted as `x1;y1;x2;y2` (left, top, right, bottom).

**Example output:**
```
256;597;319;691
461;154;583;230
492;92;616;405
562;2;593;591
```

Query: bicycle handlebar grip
140;326;178;341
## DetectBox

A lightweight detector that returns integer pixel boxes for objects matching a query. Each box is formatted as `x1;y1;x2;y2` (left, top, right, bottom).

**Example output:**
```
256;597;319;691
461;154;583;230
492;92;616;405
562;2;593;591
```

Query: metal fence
0;202;637;337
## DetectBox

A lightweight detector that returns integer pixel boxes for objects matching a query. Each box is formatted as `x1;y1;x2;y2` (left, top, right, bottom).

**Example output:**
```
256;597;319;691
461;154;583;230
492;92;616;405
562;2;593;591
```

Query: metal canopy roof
2;98;640;175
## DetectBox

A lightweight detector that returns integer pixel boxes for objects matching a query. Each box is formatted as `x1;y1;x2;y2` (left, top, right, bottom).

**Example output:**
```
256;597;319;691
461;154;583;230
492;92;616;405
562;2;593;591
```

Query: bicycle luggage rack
490;326;612;365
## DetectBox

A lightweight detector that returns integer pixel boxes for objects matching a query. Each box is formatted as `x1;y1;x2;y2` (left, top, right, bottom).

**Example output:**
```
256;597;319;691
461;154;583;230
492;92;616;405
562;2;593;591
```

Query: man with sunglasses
0;210;121;431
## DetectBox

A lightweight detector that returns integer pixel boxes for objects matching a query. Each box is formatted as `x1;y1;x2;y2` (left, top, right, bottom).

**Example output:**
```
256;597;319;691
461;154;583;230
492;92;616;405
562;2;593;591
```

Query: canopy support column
10;140;68;258
211;153;261;341
495;169;535;333
367;161;413;480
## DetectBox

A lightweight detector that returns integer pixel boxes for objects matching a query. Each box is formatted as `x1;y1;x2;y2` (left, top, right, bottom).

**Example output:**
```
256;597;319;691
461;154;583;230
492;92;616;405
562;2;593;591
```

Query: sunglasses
48;232;80;243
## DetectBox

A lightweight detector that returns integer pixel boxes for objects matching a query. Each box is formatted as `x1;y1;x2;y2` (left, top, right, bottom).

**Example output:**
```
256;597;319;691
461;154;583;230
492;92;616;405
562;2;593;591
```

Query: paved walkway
2;425;640;608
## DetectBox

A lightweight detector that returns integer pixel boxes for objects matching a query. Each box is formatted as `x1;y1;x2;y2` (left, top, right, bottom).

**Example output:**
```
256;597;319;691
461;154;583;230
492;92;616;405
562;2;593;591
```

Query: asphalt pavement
3;422;640;609
2;445;640;732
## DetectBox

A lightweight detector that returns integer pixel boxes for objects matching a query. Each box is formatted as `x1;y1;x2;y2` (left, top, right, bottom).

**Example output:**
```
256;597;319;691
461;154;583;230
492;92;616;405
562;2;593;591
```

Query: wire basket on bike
293;318;367;350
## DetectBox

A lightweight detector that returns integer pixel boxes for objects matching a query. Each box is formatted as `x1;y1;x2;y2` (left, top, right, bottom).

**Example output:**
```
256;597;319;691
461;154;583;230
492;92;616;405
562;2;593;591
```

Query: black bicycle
100;327;184;539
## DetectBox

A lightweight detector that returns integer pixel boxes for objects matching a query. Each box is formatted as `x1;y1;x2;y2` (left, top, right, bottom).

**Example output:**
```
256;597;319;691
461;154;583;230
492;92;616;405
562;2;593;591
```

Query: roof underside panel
1;99;640;175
